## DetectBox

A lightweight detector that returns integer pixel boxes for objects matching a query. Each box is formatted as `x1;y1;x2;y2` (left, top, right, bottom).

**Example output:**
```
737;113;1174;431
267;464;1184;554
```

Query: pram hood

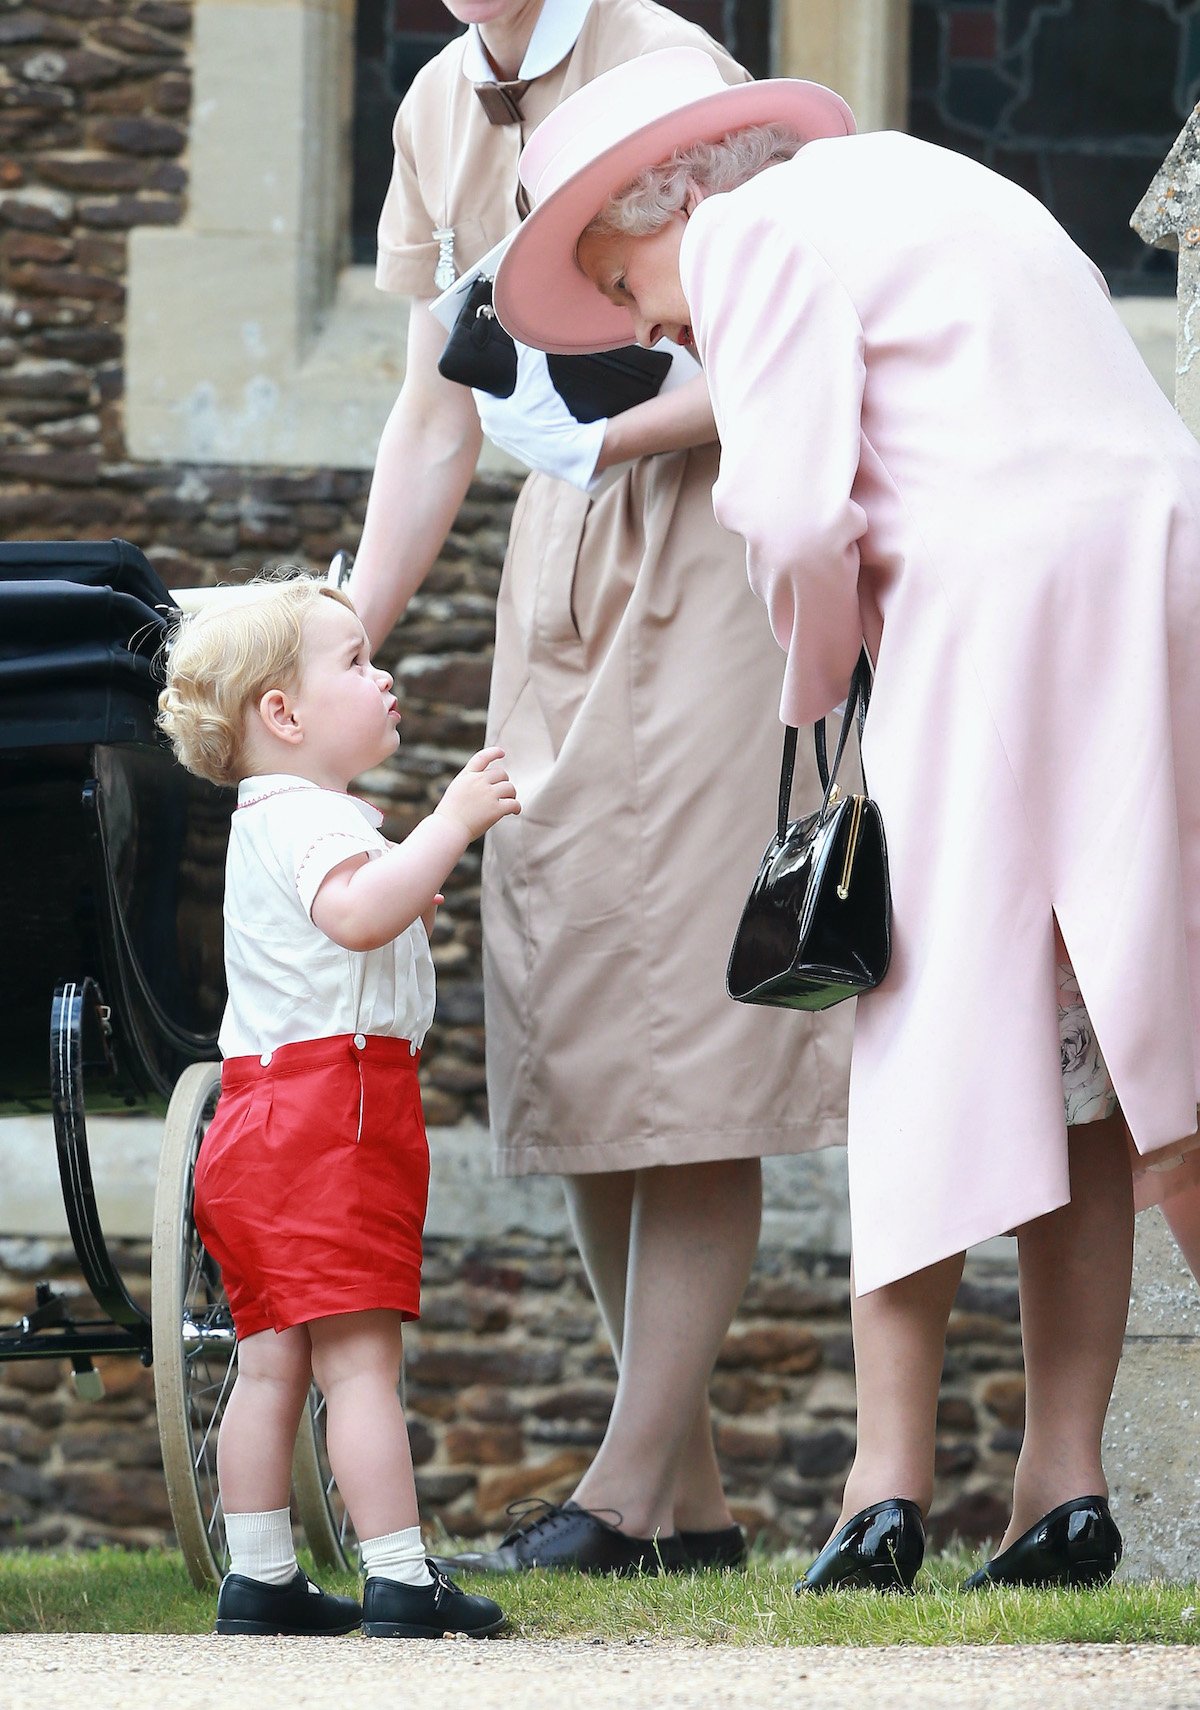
0;538;176;750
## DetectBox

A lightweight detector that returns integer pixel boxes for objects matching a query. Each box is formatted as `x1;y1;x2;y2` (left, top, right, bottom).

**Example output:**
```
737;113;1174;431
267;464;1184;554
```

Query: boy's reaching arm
311;749;519;951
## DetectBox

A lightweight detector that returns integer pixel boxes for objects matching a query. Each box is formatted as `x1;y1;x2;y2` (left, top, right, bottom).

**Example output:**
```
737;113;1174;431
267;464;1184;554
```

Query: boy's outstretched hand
435;747;521;842
312;750;520;953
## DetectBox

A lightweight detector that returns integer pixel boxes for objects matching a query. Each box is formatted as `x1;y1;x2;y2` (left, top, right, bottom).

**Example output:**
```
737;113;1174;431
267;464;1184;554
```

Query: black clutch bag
546;345;674;423
437;277;518;398
438;278;673;417
726;651;892;1011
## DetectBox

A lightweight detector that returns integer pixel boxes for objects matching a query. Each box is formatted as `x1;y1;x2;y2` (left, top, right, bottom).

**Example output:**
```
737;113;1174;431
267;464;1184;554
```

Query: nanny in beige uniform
350;0;851;1574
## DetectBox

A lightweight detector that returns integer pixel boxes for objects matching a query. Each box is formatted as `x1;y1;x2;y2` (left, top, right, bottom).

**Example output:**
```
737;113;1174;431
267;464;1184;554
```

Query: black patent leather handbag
726;650;892;1011
437;277;519;398
438;278;675;416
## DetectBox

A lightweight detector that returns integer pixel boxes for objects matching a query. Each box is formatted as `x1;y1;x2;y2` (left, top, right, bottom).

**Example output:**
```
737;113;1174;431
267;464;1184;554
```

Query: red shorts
193;1034;429;1340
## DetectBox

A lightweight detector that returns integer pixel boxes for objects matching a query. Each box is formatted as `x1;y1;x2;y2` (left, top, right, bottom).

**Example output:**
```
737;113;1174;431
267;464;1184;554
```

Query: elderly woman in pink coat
493;47;1200;1590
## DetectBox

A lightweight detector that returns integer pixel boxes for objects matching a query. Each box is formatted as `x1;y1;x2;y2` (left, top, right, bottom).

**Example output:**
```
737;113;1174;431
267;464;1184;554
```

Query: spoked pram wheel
152;1061;235;1589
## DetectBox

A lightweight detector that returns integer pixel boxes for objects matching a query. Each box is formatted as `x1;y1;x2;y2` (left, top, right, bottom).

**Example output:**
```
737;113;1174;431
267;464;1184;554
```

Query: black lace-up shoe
428;1499;684;1576
794;1498;925;1593
361;1562;506;1638
674;1524;748;1570
215;1567;363;1635
964;1495;1122;1590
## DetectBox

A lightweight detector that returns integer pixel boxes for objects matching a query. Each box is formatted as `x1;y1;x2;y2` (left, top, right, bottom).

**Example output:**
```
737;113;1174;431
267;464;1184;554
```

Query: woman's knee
562;1169;637;1222
641;1155;762;1210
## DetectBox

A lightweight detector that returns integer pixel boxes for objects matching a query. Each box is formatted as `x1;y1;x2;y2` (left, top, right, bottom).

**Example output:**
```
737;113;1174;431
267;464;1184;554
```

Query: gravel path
1;1636;1198;1709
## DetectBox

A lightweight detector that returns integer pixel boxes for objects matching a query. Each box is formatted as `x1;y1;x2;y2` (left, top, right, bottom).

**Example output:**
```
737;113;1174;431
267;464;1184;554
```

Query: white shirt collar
237;774;385;829
462;0;594;84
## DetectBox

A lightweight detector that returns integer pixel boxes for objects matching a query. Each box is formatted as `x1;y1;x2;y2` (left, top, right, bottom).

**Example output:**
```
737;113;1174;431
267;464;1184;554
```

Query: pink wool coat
681;132;1200;1293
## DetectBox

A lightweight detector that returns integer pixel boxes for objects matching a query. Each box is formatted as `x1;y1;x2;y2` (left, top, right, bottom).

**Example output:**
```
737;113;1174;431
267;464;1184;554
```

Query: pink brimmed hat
493;46;854;355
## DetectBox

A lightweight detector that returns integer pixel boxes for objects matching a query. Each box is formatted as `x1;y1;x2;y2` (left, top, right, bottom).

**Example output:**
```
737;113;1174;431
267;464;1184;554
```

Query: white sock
360;1525;434;1587
224;1508;299;1587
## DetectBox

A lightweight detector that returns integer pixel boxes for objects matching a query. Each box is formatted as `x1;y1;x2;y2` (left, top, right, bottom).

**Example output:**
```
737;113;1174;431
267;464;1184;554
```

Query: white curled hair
583;124;805;241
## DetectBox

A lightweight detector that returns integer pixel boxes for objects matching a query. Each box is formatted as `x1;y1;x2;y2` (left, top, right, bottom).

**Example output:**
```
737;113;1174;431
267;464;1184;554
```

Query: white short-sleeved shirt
217;775;436;1060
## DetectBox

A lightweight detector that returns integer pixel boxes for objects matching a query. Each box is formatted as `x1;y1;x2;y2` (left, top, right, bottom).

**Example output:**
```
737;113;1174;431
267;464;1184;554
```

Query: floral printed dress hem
1057;961;1119;1127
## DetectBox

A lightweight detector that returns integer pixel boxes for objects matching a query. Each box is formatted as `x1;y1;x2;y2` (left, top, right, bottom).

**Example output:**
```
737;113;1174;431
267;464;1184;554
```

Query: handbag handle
776;649;873;842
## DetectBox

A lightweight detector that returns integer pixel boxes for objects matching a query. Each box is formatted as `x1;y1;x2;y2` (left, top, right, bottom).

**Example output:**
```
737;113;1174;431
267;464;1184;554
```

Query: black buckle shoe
794;1498;925;1594
429;1498;683;1577
215;1567;363;1635
361;1562;506;1638
674;1524;748;1571
964;1495;1122;1590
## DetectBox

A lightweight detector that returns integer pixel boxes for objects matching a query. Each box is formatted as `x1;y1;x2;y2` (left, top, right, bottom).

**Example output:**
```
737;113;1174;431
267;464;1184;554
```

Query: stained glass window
909;1;1200;294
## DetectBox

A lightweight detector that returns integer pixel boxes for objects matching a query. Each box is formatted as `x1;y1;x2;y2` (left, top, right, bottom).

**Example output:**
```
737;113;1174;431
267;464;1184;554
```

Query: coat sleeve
680;196;867;726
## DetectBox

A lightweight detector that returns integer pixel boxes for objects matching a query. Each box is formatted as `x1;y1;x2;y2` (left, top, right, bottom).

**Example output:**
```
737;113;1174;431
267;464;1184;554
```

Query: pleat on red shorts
193;1034;429;1340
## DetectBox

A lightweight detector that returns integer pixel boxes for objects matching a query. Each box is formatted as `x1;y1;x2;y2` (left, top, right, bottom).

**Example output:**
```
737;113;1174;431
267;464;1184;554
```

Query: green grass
1;1547;1198;1644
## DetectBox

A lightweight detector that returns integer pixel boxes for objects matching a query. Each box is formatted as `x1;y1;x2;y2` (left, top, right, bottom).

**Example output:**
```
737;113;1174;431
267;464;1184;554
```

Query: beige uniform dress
378;0;852;1176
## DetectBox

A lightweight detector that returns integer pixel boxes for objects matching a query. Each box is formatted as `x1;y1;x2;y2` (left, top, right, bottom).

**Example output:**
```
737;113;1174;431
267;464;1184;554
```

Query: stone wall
0;1232;1023;1555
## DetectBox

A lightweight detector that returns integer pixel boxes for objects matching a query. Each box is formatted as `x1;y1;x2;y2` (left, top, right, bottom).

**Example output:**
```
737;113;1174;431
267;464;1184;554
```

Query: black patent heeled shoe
964;1495;1122;1590
794;1497;925;1593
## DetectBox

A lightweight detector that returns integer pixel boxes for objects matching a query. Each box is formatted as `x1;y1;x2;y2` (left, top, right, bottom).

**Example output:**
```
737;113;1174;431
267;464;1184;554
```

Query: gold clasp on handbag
837;795;866;900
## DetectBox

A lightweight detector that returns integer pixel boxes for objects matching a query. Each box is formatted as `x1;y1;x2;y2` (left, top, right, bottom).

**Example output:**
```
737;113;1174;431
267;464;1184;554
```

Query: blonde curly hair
157;575;356;787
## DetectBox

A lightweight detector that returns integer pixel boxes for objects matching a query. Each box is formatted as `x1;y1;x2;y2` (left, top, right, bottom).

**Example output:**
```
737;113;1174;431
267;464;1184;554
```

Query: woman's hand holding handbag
726;650;892;1011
